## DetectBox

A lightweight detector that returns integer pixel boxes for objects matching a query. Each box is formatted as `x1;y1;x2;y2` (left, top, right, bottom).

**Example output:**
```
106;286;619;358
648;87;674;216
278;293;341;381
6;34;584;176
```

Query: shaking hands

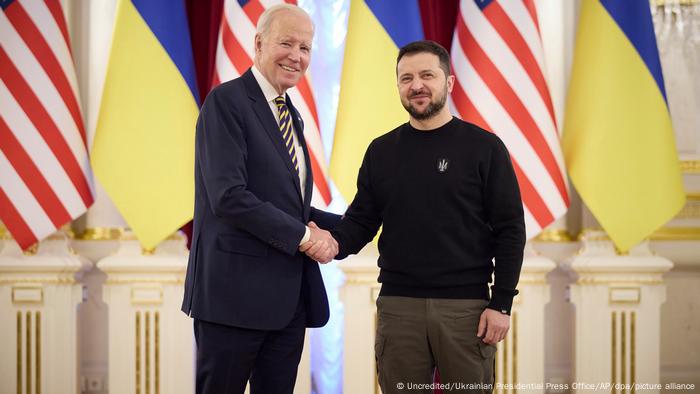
299;221;338;264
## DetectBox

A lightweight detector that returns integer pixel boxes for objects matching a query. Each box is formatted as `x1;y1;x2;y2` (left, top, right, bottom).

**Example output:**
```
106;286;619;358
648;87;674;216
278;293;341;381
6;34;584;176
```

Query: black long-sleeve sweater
332;117;526;314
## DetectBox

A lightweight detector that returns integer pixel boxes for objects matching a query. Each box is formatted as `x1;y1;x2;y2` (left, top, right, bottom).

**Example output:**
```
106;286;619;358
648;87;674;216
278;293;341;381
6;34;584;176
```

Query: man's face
255;11;314;93
397;52;454;120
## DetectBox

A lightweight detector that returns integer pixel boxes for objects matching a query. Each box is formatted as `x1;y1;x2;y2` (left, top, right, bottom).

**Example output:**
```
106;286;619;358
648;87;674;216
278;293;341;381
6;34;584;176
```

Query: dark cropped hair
396;40;451;77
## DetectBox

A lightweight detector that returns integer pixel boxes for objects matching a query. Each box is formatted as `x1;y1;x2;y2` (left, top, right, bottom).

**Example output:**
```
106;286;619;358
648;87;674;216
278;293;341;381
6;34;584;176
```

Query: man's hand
299;221;338;263
476;308;510;345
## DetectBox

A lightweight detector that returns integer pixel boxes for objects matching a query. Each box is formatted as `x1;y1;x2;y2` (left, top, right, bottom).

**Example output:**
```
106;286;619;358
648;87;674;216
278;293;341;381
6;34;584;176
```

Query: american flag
0;0;94;250
450;0;569;238
213;0;332;206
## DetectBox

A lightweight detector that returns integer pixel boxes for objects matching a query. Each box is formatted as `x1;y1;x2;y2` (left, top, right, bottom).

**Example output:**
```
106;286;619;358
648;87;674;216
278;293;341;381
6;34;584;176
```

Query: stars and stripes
213;0;332;206
449;0;569;238
0;0;94;250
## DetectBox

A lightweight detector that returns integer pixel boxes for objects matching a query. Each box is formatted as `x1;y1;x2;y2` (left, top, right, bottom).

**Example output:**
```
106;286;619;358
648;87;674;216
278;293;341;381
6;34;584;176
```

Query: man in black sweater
307;41;526;392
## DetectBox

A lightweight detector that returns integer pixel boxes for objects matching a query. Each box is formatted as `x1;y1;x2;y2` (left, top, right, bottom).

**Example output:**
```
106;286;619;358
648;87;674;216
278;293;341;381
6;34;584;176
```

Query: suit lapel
243;70;303;199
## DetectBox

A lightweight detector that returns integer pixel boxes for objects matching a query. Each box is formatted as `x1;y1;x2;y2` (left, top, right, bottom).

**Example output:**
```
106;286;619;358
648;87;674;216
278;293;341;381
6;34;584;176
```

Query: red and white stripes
0;0;93;249
450;0;568;238
213;0;332;206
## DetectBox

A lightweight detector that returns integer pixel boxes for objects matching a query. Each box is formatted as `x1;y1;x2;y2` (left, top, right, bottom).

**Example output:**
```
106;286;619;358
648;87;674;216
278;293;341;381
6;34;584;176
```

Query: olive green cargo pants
375;296;496;394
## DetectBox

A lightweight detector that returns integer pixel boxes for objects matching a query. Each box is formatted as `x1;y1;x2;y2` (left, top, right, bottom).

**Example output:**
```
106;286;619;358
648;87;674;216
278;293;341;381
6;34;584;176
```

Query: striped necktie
274;95;299;173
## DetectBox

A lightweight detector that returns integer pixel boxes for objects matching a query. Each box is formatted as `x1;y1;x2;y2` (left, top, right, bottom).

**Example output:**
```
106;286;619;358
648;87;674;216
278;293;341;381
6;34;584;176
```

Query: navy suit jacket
182;69;341;330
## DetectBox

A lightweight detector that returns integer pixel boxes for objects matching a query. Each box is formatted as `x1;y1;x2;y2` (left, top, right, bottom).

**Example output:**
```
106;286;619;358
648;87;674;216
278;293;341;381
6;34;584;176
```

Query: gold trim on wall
654;0;700;6
681;160;700;173
0;277;75;285
76;227;125;241
136;311;141;394
17;311;21;394
612;311;617;389
36;311;41;394
650;227;700;241
622;312;627;387
513;312;518;392
576;228;610;242
534;229;574;242
12;286;44;305
146;311;151;394
23;244;38;256
26;312;31;394
609;287;641;305
156;311;160;394
131;286;164;305
631;311;636;391
0;223;11;240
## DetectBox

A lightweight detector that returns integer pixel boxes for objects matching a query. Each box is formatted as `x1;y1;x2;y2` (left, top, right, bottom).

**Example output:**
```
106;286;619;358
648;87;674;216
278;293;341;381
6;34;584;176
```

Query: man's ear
254;33;262;53
447;74;456;94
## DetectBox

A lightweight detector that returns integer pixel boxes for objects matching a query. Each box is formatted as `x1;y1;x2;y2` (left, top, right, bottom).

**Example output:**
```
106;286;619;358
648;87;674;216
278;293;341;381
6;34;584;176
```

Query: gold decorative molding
131;285;164;305
650;227;700;241
156;311;160;394
534;229;574;242
576;228;610;242
512;312;518;386
104;276;185;285
12;286;43;305
23;244;38;256
518;278;548;285
609;287;641;304
136;311;141;394
15;310;41;394
36;311;41;394
16;312;21;394
0;277;76;285
681;160;700;173
75;227;125;241
576;277;664;285
654;0;700;6
675;193;700;220
345;279;379;286
0;223;11;240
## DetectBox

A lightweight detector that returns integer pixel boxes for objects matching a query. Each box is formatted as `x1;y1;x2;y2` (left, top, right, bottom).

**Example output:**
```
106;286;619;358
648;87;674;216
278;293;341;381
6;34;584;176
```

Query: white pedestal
495;250;556;394
97;236;313;394
97;237;193;394
0;233;88;394
569;232;672;393
339;245;381;394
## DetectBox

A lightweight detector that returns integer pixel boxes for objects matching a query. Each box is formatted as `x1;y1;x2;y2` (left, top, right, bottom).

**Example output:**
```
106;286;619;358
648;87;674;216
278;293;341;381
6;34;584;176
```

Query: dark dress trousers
181;69;340;393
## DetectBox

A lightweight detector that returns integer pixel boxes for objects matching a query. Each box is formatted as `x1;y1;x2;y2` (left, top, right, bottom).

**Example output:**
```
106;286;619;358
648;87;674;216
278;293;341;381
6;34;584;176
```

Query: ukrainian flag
563;0;685;252
330;0;423;202
92;0;199;249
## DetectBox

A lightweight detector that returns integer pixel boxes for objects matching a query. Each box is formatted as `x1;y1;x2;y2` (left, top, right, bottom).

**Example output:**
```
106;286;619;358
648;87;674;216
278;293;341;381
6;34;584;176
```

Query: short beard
403;86;448;121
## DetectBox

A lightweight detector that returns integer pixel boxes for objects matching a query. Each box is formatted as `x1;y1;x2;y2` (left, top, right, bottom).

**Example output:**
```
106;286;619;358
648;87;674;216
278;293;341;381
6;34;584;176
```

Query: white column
569;231;672;393
97;236;193;394
340;244;381;394
0;230;89;394
495;254;556;393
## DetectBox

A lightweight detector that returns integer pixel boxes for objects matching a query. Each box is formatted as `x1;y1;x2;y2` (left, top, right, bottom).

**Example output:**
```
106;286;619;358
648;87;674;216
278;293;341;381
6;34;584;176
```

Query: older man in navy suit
181;4;340;393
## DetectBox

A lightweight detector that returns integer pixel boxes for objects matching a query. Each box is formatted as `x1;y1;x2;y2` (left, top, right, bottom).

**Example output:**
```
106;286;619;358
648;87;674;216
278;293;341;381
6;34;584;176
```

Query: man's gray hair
256;4;313;37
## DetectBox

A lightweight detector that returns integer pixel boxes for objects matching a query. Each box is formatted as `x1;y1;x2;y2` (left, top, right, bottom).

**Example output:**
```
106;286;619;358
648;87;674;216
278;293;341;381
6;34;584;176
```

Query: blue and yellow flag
563;0;685;252
330;0;423;202
92;0;199;249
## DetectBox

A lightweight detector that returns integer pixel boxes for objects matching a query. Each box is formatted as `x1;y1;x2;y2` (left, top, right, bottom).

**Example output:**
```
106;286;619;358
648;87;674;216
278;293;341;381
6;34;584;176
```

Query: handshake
298;221;338;264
